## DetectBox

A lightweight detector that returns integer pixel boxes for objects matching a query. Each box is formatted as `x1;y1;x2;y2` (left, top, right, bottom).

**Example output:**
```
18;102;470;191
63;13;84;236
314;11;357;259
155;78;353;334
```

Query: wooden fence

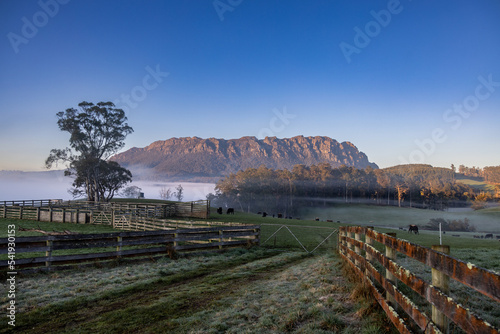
0;199;211;223
338;226;500;334
0;225;260;272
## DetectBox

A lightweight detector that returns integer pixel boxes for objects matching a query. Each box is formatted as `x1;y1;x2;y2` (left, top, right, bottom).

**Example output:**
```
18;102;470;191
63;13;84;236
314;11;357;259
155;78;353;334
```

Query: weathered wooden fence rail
1;225;260;272
0;199;210;223
338;226;500;334
0;199;62;207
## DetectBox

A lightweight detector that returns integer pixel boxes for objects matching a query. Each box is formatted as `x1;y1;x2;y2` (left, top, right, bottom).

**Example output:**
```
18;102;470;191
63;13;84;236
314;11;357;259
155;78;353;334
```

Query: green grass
298;203;500;233
456;176;497;192
0;219;118;238
1;203;499;333
1;249;395;334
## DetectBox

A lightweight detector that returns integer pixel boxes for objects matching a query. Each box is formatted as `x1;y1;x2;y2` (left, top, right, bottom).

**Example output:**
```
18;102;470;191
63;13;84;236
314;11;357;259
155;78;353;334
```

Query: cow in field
262;212;267;217
485;233;493;239
277;213;283;218
216;207;223;214
226;208;234;215
408;225;419;234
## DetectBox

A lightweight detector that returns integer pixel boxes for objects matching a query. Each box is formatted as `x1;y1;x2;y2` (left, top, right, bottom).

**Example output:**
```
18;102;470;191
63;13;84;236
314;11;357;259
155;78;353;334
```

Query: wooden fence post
385;232;398;308
365;226;374;262
219;229;223;250
45;239;53;268
354;229;362;268
338;227;346;254
116;236;122;258
432;245;450;333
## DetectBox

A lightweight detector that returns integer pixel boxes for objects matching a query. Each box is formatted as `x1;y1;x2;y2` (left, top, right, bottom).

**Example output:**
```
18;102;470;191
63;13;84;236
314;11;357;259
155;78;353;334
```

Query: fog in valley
0;171;215;202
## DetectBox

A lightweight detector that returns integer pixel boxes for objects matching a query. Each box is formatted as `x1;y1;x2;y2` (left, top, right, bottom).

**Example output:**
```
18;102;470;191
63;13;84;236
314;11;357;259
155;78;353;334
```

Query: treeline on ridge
457;164;500;183
210;163;485;216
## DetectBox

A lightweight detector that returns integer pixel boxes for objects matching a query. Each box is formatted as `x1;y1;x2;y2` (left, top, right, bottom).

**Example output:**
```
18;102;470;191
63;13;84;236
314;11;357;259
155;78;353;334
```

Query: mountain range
111;136;378;182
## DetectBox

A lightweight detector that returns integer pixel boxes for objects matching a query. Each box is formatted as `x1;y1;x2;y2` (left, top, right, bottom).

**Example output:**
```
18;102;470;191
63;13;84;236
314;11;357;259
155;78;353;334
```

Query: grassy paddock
1;203;499;333
1;248;396;334
298;203;500;233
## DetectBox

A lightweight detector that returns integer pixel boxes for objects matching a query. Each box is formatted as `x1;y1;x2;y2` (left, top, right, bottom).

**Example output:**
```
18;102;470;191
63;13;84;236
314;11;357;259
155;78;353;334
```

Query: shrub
425;218;475;232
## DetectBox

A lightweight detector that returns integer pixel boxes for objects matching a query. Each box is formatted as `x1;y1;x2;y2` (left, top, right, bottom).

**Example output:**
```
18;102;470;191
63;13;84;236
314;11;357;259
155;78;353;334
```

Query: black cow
216;207;223;214
485;233;493;239
408;225;419;234
277;213;283;218
226;208;234;215
262;212;267;217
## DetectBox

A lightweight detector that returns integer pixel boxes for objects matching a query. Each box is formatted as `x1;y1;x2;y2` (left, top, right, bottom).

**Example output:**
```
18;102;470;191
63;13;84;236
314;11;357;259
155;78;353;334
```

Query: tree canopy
46;101;133;201
210;164;476;215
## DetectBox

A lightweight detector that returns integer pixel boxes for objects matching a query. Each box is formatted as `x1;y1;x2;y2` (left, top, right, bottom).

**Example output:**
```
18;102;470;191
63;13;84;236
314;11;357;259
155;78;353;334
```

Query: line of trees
209;164;478;215
457;164;500;183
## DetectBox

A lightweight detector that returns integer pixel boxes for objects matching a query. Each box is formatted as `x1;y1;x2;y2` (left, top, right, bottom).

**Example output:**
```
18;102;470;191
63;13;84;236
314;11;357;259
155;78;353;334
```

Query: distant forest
458;164;500;183
209;164;500;216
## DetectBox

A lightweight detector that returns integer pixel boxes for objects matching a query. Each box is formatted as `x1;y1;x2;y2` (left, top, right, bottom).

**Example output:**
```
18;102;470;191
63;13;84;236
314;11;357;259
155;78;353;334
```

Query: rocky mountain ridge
111;136;378;181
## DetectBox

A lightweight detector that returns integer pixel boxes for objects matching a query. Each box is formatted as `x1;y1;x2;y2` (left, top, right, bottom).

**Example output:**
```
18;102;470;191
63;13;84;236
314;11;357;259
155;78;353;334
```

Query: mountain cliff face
111;136;378;181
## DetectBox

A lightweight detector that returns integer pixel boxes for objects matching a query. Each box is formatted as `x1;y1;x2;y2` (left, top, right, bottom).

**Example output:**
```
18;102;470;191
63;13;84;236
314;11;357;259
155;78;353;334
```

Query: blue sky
1;0;499;171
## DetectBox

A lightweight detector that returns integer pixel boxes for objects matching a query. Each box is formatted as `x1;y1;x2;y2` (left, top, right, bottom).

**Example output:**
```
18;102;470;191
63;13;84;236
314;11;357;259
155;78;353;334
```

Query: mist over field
0;171;215;202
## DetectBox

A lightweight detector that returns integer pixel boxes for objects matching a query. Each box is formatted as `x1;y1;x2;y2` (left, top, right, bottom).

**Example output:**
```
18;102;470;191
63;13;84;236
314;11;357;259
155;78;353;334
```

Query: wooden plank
339;245;415;334
342;244;441;333
346;227;500;303
342;233;500;334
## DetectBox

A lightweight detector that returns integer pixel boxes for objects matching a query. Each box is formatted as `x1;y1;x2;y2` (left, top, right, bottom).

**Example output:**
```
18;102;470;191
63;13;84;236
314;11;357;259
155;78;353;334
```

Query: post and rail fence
338;226;500;334
1;199;258;272
1;225;260;272
0;199;210;223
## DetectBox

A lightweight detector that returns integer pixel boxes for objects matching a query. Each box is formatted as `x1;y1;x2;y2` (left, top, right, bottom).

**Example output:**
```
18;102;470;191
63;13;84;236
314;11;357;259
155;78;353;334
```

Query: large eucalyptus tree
46;101;133;201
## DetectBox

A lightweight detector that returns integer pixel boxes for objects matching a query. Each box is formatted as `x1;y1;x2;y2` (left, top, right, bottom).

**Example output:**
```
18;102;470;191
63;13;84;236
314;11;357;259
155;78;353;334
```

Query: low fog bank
0;171;215;202
124;181;216;202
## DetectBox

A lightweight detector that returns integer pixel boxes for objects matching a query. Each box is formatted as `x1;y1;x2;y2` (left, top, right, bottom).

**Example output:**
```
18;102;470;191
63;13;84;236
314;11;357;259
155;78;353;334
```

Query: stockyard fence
339;226;500;334
0;199;211;224
0;225;260;273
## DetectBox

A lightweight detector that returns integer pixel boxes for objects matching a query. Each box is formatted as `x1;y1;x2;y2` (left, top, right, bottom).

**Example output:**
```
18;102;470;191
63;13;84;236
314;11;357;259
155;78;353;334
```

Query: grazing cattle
485;233;493;239
262;212;267;217
473;235;481;239
277;213;283;218
226;208;234;215
496;235;500;239
408;225;419;234
327;220;333;223
315;217;320;221
216;207;223;214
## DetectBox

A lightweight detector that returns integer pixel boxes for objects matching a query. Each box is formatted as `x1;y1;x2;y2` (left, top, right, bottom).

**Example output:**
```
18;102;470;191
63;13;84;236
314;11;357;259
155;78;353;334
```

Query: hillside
111;136;378;181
